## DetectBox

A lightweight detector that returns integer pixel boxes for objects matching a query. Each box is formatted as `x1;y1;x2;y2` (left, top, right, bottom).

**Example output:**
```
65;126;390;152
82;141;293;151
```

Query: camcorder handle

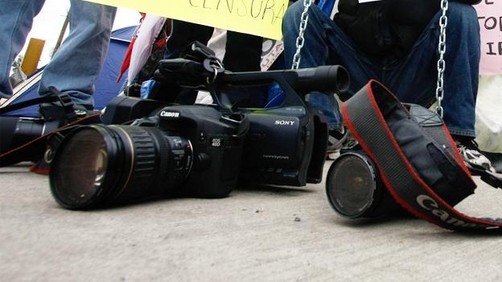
216;65;349;101
155;57;224;90
154;41;350;111
155;59;349;109
154;40;225;89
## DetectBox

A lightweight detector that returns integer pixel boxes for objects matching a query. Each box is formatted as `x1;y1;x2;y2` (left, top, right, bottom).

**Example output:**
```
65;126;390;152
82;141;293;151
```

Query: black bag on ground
326;80;502;232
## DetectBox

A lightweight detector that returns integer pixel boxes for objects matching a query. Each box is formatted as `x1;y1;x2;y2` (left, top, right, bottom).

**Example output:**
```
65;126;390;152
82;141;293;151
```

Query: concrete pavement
1;161;502;281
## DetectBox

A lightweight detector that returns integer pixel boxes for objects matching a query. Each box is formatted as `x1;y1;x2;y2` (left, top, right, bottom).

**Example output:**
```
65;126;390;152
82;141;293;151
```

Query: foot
455;137;496;173
326;127;348;160
39;101;92;122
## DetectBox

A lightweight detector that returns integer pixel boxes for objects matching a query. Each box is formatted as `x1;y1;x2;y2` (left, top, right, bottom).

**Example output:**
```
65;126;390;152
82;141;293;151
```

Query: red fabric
117;13;146;82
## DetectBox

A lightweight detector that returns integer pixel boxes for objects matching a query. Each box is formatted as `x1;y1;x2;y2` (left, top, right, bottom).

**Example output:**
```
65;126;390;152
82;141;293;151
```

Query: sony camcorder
48;42;350;209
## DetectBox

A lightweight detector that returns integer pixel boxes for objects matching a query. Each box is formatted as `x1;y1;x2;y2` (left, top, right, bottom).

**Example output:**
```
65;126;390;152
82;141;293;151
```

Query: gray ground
1;161;502;282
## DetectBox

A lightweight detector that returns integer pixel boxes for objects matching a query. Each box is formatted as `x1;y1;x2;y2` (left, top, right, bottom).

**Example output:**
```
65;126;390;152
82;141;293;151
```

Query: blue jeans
0;0;45;98
283;2;480;137
0;0;116;109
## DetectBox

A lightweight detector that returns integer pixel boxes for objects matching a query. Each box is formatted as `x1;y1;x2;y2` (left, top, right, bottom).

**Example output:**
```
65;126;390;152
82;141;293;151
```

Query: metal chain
435;0;449;118
291;0;449;117
291;0;313;70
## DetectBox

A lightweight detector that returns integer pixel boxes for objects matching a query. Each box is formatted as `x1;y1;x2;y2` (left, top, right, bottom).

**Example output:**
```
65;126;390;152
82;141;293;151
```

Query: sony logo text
275;120;295;126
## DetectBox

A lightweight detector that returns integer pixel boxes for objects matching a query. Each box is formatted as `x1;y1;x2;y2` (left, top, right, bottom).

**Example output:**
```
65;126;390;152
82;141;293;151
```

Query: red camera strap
342;80;502;232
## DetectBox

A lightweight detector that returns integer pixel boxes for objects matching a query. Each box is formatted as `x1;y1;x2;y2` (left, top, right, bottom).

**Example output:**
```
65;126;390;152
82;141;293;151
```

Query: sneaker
327;127;348;160
38;87;93;121
481;151;502;174
455;137;496;173
341;130;360;152
39;102;91;121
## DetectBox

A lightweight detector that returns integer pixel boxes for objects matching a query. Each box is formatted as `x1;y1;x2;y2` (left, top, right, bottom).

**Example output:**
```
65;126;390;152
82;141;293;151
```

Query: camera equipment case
326;80;502;232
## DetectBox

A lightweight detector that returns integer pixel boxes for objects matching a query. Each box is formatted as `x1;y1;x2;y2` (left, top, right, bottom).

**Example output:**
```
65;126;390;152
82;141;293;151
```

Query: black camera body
50;103;248;209
151;104;247;198
239;104;320;186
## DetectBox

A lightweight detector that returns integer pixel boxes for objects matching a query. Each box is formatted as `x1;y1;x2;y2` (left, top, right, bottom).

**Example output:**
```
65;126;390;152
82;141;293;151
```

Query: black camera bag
342;80;502;232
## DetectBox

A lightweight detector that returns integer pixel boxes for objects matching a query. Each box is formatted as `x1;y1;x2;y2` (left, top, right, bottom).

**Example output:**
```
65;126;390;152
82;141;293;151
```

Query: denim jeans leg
439;3;479;138
0;0;45;98
282;2;379;129
385;2;479;138
38;0;116;108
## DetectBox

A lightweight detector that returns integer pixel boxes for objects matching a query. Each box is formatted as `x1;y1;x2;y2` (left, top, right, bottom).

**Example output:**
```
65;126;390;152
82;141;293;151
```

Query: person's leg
222;32;267;107
0;0;45;98
438;3;489;170
38;0;116;109
385;2;479;138
282;2;379;130
163;20;214;59
224;32;262;71
383;3;491;170
437;3;479;138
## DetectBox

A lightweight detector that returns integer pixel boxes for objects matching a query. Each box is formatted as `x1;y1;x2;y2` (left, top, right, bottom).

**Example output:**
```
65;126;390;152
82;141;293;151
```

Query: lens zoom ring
125;127;158;187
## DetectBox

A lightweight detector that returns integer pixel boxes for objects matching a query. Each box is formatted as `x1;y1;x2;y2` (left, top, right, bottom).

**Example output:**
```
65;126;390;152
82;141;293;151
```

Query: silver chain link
291;0;313;70
435;0;449;118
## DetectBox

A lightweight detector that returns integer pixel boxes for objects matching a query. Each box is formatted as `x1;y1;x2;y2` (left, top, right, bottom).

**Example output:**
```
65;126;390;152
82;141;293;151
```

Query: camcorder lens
326;151;390;218
49;125;193;209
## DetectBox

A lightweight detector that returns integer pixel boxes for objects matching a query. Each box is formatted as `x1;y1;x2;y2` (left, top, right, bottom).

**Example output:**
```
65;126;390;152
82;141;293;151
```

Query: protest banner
85;0;288;40
476;0;502;74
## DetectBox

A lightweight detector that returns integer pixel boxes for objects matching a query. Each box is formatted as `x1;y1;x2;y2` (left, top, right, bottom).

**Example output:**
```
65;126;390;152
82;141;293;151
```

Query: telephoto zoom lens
49;124;193;210
325;151;396;218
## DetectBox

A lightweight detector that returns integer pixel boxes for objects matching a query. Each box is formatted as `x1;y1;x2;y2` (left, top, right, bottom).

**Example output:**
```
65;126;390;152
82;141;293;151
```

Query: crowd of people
0;0;495;171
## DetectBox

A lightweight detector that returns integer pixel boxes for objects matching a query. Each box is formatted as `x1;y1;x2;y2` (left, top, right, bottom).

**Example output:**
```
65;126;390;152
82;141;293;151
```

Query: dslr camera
49;42;349;209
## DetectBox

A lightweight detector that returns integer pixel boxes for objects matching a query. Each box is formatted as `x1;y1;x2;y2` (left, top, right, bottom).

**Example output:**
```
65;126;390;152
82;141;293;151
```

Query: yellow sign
85;0;289;40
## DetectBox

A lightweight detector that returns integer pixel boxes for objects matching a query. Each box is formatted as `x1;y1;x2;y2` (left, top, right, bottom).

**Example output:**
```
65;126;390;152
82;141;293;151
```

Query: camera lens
0;116;59;166
326;151;389;218
49;124;193;209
